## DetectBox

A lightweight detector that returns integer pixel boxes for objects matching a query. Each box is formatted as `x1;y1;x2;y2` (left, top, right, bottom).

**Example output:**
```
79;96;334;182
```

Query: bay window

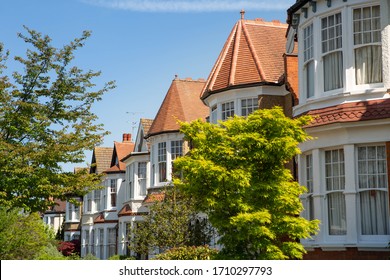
353;5;382;85
358;146;389;235
325;149;346;235
321;13;343;91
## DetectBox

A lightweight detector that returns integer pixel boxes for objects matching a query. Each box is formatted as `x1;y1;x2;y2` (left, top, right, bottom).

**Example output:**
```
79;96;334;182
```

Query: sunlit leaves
175;107;319;259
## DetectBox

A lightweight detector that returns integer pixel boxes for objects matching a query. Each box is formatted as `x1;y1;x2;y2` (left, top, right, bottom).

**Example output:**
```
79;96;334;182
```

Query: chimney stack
122;133;132;142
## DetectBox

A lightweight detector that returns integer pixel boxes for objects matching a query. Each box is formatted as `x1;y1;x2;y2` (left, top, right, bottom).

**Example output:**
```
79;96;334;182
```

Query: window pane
353;5;382;85
328;192;347;235
324;51;343;91
360;190;389;235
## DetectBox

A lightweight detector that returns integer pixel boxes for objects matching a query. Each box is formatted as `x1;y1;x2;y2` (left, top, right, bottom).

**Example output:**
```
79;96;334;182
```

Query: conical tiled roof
146;77;208;138
201;17;288;100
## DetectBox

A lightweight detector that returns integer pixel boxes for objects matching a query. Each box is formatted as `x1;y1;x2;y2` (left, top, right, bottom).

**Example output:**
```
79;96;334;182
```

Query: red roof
302;98;390;127
146;77;208;138
201;18;288;99
105;139;135;173
118;204;147;217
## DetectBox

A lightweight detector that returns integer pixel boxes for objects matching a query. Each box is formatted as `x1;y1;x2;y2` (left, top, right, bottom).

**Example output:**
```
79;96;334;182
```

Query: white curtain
355;45;382;84
360;190;389;235
306;60;314;98
328;192;347;235
324;51;343;91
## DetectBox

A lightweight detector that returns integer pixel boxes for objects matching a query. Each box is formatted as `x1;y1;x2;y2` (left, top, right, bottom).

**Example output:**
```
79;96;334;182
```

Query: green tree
0;207;55;259
129;186;215;257
174;107;319;260
0;27;115;212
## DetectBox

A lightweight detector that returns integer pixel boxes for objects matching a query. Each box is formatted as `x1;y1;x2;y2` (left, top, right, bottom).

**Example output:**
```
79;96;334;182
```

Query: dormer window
321;12;343;91
353;5;382;85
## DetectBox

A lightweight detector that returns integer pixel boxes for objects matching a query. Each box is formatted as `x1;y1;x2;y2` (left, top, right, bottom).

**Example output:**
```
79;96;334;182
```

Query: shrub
58;240;81;256
153;246;218;260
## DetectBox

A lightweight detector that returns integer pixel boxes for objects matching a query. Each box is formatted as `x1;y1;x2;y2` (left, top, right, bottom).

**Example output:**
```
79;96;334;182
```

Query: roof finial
240;9;245;20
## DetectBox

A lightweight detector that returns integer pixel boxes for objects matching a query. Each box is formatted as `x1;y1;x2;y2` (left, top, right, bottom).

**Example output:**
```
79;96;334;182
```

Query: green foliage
0;27;115;212
82;253;99;260
174;107;319;260
108;254;136;260
0;207;54;259
35;243;67;260
153;245;219;260
129;186;215;257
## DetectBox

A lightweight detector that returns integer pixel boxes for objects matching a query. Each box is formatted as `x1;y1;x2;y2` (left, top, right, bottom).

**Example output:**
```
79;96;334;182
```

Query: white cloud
82;0;292;12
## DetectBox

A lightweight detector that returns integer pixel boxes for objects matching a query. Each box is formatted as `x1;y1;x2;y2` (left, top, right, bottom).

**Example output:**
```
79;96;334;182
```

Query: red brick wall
303;248;390;260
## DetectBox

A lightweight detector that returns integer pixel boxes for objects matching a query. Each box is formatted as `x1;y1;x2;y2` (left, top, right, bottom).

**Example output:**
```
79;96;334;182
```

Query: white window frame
321;12;344;92
302;154;314;221
325;149;346;236
110;179;117;208
210;105;218;124
240;97;258;117
352;4;382;86
158;142;167;183
107;228;116;258
138;162;147;196
303;22;315;99
357;145;389;236
221;101;234;120
94;189;101;212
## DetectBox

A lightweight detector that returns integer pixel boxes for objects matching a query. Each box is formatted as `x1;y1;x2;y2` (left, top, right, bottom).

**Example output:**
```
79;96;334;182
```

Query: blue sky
1;0;292;171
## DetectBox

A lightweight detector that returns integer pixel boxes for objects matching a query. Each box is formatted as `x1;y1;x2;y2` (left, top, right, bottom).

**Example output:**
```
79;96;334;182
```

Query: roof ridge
245;18;288;28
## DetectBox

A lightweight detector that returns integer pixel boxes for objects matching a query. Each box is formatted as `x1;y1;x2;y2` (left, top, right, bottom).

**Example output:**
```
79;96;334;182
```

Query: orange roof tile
146;77;208;138
143;191;165;204
140;118;154;136
201;18;288;99
93;213;118;224
118;204;147;217
302;99;390;127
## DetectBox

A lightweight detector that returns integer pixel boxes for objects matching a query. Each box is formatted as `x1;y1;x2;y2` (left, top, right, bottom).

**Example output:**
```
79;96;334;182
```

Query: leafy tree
129;186;215;257
0;207;55;259
0;27;115;212
174;107;319;260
